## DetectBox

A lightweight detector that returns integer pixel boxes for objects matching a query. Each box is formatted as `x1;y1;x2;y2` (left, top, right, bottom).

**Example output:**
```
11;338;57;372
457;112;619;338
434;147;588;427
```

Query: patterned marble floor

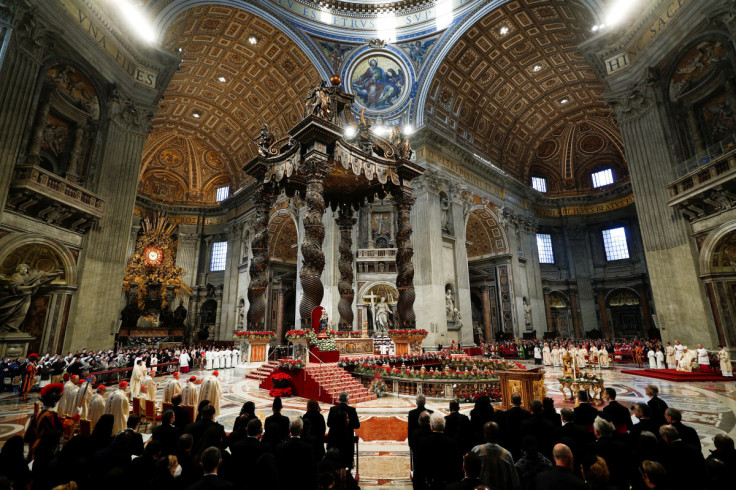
2;361;735;489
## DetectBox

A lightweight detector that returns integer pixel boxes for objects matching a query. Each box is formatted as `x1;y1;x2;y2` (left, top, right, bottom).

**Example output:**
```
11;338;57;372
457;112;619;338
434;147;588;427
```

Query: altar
334;337;374;355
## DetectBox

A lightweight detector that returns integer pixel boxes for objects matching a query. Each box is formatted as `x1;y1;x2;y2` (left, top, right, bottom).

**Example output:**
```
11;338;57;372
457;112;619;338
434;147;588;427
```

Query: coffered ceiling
138;4;321;206
424;0;624;190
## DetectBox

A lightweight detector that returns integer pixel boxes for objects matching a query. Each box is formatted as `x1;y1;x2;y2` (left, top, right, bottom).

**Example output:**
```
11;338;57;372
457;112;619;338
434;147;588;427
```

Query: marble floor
2;361;735;489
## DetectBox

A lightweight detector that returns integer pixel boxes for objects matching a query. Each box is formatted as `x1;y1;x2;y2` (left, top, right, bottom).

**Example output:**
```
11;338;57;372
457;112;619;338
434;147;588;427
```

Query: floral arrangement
456;389;503;403
269;372;293;397
278;359;306;370
338;353;523;372
328;330;352;338
306;330;339;351
353;363;499;381
387;329;429;338
285;330;310;340
368;378;389;397
234;331;276;340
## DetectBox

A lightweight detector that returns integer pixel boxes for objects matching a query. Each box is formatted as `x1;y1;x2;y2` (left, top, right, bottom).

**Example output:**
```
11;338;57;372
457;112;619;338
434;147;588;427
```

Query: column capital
108;87;156;135
604;81;656;124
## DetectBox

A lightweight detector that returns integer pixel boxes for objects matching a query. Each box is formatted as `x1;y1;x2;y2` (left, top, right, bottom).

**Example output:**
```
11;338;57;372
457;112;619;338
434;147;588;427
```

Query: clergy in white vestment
576;347;587;368
205;350;213;370
130;360;145;398
674;340;684;366
88;385;106;428
599;347;610;368
141;371;157;401
551;346;560;367
212;349;221;370
696;344;711;372
163;372;182;403
72;377;94;418
232;348;240;367
150;354;158;373
199;371;223;417
105;381;130;434
179;350;191;374
677;347;694;372
181;376;199;407
718;346;732;377
589;346;599;366
655;349;665;369
542;343;552;366
665;342;676;369
223;348;232;368
62;378;80;418
647;348;656;369
57;374;78;417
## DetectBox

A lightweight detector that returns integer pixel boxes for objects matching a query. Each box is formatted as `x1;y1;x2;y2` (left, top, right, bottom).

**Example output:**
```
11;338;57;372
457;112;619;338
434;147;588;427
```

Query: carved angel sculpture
251;124;275;156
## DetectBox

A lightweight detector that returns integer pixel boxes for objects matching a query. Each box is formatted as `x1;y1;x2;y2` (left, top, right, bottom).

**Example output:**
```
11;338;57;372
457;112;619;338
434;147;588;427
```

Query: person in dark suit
505;394;531;457
519;399;555;458
535;443;587;490
469;395;496;447
659;424;705;490
410;410;433;452
444;400;473;454
275;418;316;490
185;446;233;490
408;394;433;440
229;419;271;477
664;407;700;449
301;399;326;461
171;393;191;432
553;408;592;448
177;434;203;490
152;409;182;455
589;416;631;490
573;391;599;430
542;397;561;428
602;388;632;432
646;385;668;427
327;392;360;469
264;397;290;442
413;412;463;490
445;451;482;490
184;404;225;457
630;403;659;443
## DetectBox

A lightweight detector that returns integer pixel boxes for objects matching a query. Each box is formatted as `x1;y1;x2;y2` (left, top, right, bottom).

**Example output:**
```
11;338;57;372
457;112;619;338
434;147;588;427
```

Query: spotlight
192;110;201;118
499;26;509;35
218;76;227;83
533;64;542;72
248;35;258;45
403;125;414;135
560;98;569;104
344;126;356;138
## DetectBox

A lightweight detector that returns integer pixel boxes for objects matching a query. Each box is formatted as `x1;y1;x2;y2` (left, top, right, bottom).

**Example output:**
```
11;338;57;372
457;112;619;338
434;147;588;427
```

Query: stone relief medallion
205;150;224;169
535;139;557;159
579;134;604;154
347;52;409;114
159;148;183;167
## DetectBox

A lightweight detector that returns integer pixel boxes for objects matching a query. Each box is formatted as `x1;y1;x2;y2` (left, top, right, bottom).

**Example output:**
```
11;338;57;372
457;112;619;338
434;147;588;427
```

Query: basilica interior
0;0;735;356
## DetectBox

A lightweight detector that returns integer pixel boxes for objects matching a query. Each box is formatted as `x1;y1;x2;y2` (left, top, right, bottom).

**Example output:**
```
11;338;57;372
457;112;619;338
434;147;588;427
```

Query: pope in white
647;348;656;369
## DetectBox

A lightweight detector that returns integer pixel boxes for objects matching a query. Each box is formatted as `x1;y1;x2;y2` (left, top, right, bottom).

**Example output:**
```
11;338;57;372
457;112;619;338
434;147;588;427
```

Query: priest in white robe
232;348;240;367
674;340;684;367
551;346;560;367
576;346;587;368
179;350;191;373
88;384;106;428
223;348;232;368
647;348;656;368
655;348;665;369
72;376;94;419
212;349;221;370
542;343;552;366
62;376;80;418
181;376;199;407
677;347;694;372
718;345;732;377
57;374;77;417
105;381;130;434
589;346;599;366
599;347;610;368
130;360;145;399
199;371;223;417
163;372;182;403
696;344;710;372
205;349;213;370
665;342;676;369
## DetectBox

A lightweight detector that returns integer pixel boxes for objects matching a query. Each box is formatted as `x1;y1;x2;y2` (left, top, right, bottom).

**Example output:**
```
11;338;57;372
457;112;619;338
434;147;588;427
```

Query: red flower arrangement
387;329;429;338
285;330;310;340
269;372;293;397
278;359;306;370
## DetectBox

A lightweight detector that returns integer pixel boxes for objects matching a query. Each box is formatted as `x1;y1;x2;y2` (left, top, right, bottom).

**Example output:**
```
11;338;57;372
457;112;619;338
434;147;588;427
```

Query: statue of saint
445;288;455;321
440;194;452;234
523;296;532;327
0;264;63;332
375;296;393;332
173;303;188;328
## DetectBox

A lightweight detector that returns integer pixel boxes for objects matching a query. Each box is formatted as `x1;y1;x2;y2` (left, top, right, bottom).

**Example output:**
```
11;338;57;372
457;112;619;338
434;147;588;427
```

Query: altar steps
245;361;279;382
305;364;376;405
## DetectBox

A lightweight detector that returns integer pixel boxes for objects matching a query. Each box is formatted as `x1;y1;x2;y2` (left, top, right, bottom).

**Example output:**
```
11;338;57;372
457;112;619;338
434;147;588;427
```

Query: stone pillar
298;159;331;327
247;189;274;330
275;283;285;342
66;92;156;351
638;284;652;333
597;290;611;338
395;185;417;327
25;95;51;163
481;288;492;341
214;285;223;339
336;208;356;329
0;5;49;217
543;288;553;334
176;231;199;290
126;223;140;262
451;191;474;345
65;123;86;181
220;222;242;339
566;226;597;333
607;84;714;346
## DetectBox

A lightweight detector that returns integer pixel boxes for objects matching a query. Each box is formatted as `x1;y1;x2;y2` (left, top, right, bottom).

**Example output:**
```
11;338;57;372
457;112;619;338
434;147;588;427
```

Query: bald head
552;443;574;470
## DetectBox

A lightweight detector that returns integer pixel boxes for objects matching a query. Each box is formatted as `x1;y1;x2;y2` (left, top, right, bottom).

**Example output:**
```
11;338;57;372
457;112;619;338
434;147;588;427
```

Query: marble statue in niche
372;212;391;247
523;296;532;327
0;264;63;332
375;296;393;332
440;192;453;235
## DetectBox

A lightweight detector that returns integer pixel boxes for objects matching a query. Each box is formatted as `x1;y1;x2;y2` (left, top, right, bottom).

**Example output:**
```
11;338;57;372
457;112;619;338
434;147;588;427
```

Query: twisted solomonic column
247;190;275;330
336;208;357;330
395;186;417;327
298;159;332;327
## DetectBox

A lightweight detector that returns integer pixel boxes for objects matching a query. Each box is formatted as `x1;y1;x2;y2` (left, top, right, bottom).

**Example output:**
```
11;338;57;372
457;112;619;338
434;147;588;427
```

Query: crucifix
364;290;379;333
328;48;344;77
